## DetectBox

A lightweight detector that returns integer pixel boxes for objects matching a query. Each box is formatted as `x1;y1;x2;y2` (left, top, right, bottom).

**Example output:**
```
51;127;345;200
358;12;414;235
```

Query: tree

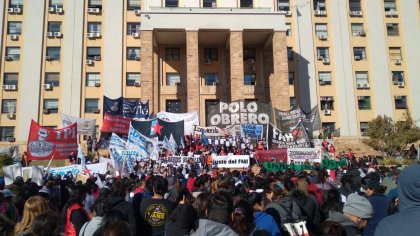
363;110;420;157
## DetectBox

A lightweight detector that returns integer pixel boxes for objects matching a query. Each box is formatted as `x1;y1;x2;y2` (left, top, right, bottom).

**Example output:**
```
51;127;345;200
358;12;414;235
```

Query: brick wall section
263;48;274;103
230;31;244;101
153;46;159;113
270;31;290;110
141;31;155;113
186;31;200;114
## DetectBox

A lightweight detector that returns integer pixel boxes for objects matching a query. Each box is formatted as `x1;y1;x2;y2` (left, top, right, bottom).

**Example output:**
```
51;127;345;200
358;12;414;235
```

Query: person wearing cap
374;164;420;236
363;181;388;236
327;193;373;236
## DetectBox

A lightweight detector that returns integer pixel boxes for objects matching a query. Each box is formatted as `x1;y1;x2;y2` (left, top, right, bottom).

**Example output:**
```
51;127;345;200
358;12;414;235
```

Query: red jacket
187;177;195;192
64;203;90;236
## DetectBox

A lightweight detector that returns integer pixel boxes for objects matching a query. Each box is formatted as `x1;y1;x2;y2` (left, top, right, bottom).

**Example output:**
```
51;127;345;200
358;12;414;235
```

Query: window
205;99;219;125
290;97;296;108
1;99;16;114
6;47;20;60
49;0;63;7
392;71;404;84
127;0;141;10
127;47;141;60
46;47;61;60
48;22;61;33
384;0;396;11
86;73;100;87
320;96;334;110
204;48;218;61
288;72;294;85
243;48;256;60
349;0;361;11
319;72;332;85
203;0;216;7
127;23;140;35
166;0;178;7
358;96;371;110
87;47;101;60
166;100;181;113
205;73;219;85
166;48;180;61
285;23;292;36
353;47;367;60
386;23;399;36
287;47;294;60
278;0;290;11
322;122;336;135
44;99;59;113
85;99;99;113
88;22;102;33
244;73;256;85
389;47;402;60
166;73;181;86
45;73;60;87
360;122;369;136
0;127;15;142
317;47;329;59
88;0;102;8
355;72;369;86
126;73;141;86
351;23;364;35
394;96;407;109
314;0;326;11
240;0;253;8
7;22;22;35
3;73;18;86
315;24;327;36
9;0;23;7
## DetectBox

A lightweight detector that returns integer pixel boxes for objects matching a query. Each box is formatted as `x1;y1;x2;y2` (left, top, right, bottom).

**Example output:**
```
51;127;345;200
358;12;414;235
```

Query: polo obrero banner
27;120;78;160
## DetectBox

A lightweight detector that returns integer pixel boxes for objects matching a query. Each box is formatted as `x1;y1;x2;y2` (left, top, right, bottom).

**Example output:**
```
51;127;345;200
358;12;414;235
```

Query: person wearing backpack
231;200;271;236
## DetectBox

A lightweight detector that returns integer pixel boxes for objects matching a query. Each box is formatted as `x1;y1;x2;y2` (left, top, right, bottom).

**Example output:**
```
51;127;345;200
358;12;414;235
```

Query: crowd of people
1;138;420;236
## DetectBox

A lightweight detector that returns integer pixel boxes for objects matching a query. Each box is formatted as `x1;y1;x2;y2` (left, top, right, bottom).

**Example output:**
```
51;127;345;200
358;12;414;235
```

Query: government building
0;0;419;145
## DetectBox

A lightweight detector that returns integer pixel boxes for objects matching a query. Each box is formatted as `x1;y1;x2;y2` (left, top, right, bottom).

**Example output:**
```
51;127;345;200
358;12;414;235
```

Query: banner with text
61;113;96;136
49;163;107;177
123;99;149;119
267;123;311;149
212;155;250;168
206;101;272;127
254;149;288;165
127;125;159;160
275;105;321;136
240;124;263;139
193;125;226;137
287;148;321;164
27;120;78;160
101;113;131;134
157;111;198;135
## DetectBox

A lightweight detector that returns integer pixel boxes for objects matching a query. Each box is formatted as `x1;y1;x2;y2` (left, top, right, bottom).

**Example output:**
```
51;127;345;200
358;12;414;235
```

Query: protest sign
254;149;288;165
27;120;78;160
123;99;149;119
127;125;158;160
287;148;321;164
212;155;250;168
192;125;225;137
31;166;44;186
275;105;321;135
61;113;96;136
240;124;263;139
101;113;131;134
206;101;272;127
263;159;348;172
49;163;108;177
267;123;311;149
157;111;198;135
2;163;22;185
165;156;200;165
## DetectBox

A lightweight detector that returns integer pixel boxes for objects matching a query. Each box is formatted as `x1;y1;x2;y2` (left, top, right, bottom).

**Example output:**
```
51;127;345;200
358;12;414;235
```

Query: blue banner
240;124;263;139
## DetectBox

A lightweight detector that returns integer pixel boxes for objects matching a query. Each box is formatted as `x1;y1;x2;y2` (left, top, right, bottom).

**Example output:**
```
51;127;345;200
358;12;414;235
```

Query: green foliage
363;110;420;157
0;153;14;176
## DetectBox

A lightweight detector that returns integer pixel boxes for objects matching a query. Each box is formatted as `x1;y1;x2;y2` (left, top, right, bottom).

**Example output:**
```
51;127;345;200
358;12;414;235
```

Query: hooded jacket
79;216;102;236
192;219;239;236
327;211;362;236
363;193;389;236
108;196;137;235
374;164;420;236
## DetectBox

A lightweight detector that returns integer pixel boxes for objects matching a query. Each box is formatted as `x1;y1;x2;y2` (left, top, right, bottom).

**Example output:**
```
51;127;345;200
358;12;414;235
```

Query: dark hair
30;211;59;236
93;197;109;217
111;179;126;197
61;185;87;222
231;200;255;236
247;192;263;207
93;210;125;236
207;191;233;224
0;214;14;236
388;197;399;215
152;175;168;196
104;221;131;236
265;182;287;201
193;192;211;218
318;221;347;236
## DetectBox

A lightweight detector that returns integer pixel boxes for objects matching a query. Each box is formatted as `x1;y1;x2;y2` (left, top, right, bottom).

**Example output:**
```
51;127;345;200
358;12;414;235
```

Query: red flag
27;120;77;160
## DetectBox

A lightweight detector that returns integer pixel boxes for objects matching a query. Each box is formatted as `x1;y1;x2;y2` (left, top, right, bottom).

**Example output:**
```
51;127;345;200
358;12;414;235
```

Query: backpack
266;200;309;236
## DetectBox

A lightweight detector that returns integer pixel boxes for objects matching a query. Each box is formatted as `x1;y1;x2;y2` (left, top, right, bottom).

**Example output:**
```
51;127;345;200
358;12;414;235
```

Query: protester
0;189;19;223
79;197;108;236
363;181;389;236
165;204;196;236
374;164;420;236
318;221;347;236
247;192;281;236
0;214;15;236
28;210;60;236
15;196;49;235
231;199;271;236
62;185;91;236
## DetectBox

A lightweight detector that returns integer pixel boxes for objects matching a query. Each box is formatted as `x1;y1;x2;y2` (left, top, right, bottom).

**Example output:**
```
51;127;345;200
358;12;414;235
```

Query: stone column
270;31;289;110
141;31;155;113
229;31;244;102
186;31;200;114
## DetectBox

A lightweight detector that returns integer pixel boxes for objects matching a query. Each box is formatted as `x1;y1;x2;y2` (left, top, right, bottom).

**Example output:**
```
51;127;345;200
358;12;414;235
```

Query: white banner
61;113;96;136
157;111;199;135
49;163;108;177
2;163;22;185
192;125;225;137
165;156;201;165
212;155;250;168
287;148;321;164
